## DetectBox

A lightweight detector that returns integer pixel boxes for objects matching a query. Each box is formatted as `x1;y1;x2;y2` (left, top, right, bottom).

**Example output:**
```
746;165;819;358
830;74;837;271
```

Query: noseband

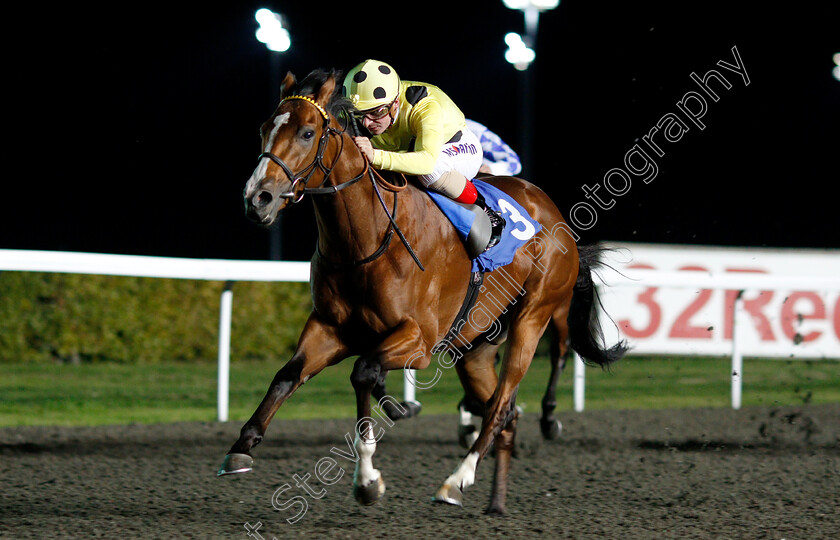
257;95;364;203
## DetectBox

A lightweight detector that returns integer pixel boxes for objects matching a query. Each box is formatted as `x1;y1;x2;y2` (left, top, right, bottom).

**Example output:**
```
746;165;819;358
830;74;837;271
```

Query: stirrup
484;231;502;252
475;192;505;251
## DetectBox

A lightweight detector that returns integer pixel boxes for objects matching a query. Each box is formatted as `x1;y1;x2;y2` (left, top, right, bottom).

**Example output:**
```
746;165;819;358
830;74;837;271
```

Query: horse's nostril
255;191;273;208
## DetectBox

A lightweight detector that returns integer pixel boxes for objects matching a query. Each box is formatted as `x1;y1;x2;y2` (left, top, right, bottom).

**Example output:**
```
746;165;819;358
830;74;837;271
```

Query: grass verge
1;355;837;427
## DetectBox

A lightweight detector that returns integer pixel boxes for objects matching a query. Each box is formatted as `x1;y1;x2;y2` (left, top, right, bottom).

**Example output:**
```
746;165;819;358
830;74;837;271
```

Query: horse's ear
280;72;296;98
315;71;337;107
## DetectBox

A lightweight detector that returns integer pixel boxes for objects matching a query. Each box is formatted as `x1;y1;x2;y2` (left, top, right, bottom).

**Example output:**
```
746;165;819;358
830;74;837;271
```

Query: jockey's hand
353;136;375;162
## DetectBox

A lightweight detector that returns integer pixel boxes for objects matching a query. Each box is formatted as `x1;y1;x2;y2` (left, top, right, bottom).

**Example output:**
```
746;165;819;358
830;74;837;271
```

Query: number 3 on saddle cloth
426;179;543;343
425;179;542;273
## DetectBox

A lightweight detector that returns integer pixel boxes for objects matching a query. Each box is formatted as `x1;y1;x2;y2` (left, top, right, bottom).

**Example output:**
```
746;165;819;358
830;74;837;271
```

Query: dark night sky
6;1;839;261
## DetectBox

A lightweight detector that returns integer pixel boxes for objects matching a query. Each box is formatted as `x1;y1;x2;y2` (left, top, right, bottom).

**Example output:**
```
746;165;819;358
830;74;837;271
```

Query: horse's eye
302;129;315;141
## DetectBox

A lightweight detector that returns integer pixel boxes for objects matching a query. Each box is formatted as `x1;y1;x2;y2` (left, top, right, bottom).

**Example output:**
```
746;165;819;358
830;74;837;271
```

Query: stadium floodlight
500;0;560;70
502;0;560;10
504;32;536;71
255;8;290;52
255;8;291;259
500;0;560;177
833;52;840;82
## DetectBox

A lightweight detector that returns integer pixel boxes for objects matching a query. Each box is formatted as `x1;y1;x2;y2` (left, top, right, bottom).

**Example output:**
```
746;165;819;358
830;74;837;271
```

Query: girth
442;270;486;348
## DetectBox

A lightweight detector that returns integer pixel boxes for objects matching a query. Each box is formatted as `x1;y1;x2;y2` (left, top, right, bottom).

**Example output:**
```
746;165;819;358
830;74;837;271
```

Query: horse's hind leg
457;393;483;448
454;341;501;450
458;320;507;448
372;372;422;421
486;399;518;514
540;310;570;440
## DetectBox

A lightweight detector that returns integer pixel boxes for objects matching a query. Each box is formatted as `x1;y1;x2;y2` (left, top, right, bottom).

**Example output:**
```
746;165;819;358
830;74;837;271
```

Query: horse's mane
295;69;356;120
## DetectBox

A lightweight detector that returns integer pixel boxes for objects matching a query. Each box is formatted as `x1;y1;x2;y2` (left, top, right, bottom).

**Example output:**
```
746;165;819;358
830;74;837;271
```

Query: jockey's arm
371;99;445;176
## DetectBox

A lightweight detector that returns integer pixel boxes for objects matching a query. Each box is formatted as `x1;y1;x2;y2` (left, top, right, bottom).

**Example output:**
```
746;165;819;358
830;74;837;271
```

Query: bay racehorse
218;69;627;514
372;301;576;446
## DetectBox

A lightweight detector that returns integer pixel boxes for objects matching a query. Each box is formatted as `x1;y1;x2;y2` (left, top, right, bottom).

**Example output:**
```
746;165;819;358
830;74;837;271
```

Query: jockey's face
361;101;397;135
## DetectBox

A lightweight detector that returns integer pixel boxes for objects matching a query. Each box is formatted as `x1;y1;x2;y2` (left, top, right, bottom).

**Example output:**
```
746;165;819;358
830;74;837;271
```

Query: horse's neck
312;156;395;263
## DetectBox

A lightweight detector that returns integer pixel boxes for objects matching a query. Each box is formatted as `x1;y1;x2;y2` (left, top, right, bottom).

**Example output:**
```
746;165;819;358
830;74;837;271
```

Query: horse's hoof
402;400;422;418
432;483;463;507
485;503;507;515
353;475;385;505
384;399;422;421
540;418;563;440
458;424;477;449
217;453;253;476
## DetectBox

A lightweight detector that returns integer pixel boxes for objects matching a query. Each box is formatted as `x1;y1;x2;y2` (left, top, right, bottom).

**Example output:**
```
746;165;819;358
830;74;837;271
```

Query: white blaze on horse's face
246;112;291;194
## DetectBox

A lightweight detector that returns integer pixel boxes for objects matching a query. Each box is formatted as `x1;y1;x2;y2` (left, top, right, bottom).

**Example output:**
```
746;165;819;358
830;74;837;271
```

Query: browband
280;95;330;122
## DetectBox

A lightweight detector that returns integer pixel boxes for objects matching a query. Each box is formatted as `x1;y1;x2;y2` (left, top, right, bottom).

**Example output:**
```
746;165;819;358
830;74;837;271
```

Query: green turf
1;355;837;427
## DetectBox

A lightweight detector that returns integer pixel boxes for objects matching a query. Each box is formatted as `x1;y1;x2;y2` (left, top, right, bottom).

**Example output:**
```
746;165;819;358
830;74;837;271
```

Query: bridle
256;94;424;271
257;95;364;204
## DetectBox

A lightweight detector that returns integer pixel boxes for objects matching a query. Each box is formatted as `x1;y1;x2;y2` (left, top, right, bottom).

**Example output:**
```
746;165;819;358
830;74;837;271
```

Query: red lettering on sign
781;291;825;343
723;268;775;341
668;266;713;339
618;263;661;338
835;296;840;342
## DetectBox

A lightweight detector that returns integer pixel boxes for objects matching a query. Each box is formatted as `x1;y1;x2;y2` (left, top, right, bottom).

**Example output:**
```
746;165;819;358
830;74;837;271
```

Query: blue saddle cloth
426;179;542;272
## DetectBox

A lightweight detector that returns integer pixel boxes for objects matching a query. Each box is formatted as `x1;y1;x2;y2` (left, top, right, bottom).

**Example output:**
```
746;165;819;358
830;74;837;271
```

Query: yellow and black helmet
343;59;401;111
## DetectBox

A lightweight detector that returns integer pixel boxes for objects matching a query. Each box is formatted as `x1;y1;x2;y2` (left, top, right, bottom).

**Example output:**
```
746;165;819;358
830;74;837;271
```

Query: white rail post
573;351;585;412
731;291;744;410
403;369;416;403
217;281;235;422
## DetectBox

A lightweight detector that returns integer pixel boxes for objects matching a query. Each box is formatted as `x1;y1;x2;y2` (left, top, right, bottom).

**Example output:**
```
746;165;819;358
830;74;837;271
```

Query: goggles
353;101;394;122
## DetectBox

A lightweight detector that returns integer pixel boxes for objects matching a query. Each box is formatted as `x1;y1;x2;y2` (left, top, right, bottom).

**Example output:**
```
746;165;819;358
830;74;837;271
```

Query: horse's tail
567;245;629;368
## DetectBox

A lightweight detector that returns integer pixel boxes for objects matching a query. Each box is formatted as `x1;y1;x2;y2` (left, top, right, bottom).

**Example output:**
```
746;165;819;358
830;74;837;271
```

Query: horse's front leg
349;318;433;505
349;355;385;504
217;314;348;476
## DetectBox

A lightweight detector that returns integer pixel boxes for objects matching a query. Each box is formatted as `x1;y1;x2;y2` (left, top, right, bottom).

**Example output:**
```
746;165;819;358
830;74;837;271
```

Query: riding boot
474;191;506;251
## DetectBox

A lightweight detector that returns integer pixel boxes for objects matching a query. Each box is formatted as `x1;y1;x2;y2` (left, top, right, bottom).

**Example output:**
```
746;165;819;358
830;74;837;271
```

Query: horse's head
244;70;344;226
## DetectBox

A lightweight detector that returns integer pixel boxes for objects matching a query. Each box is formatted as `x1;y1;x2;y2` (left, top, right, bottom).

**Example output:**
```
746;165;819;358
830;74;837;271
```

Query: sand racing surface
2;404;838;539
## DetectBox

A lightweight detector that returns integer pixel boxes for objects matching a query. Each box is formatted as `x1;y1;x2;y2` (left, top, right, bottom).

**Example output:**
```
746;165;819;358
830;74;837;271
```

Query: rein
259;95;423;271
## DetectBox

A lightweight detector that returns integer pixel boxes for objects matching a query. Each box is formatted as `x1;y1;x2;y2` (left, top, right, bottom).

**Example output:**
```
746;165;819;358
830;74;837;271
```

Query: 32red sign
617;264;840;343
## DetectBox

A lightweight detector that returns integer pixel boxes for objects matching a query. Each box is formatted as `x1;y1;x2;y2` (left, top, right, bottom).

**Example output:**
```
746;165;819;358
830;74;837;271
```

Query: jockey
465;119;523;177
342;59;505;250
